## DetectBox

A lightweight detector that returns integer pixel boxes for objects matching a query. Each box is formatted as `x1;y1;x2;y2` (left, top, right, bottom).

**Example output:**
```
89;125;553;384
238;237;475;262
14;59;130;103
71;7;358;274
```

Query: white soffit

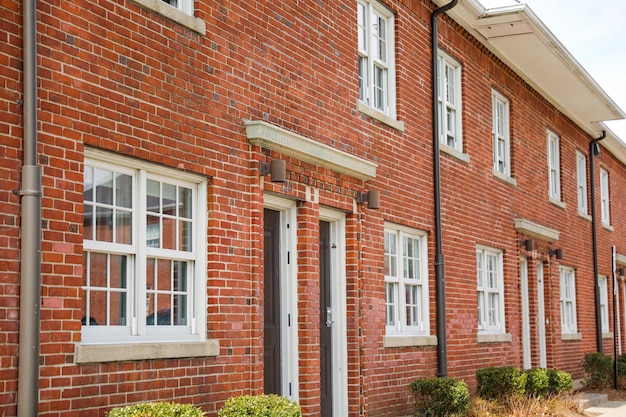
434;0;626;139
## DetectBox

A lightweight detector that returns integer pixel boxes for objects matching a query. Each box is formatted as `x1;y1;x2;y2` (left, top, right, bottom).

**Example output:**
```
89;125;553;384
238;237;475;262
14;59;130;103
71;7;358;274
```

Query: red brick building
2;0;626;416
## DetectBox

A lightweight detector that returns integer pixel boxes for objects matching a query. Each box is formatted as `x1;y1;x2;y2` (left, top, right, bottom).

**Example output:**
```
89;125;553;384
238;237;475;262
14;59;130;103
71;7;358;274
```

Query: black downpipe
431;0;458;378
589;130;606;353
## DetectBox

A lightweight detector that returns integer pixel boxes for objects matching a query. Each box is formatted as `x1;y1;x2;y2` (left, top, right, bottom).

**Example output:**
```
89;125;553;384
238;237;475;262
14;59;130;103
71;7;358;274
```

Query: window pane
84;252;128;326
180;219;192;252
89;290;107;326
476;252;483;287
405;285;419;326
358;56;367;102
146;218;160;248
385;282;396;326
84;205;94;240
477;292;484;328
162;183;177;216
358;3;366;51
109;291;126;326
84;165;94;202
446;66;455;105
384;232;397;277
147;180;160;213
115;173;132;208
162;217;176;250
174;261;187;292
157;259;172;292
89;252;108;287
374;65;385;111
95;168;113;205
116;211;132;245
95;207;113;242
179;187;192;219
377;17;386;63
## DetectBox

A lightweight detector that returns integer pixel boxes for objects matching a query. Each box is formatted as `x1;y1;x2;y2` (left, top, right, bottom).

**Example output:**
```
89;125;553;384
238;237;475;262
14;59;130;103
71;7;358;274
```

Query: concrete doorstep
580;393;609;409
581;393;626;417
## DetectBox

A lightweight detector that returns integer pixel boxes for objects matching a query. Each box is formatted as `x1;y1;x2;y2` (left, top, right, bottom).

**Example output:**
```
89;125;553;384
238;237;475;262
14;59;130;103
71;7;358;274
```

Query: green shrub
409;377;469;417
217;394;301;417
525;368;550;397
107;402;205;417
476;366;526;400
582;352;613;388
617;354;626;376
546;369;573;395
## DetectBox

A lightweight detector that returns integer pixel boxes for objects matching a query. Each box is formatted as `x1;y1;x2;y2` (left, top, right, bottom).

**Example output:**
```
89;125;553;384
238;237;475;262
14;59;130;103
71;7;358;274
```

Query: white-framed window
477;247;505;333
547;130;561;201
161;0;193;16
576;151;588;215
600;168;610;225
599;275;609;333
437;51;462;151
82;152;207;344
559;266;578;334
492;90;510;176
358;0;396;118
384;223;429;336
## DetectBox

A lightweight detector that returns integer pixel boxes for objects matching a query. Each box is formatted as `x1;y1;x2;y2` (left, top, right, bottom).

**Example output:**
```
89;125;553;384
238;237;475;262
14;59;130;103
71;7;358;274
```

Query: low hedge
409;377;469;417
476;366;527;400
547;369;573;395
525;368;550;397
218;394;301;417
107;402;205;417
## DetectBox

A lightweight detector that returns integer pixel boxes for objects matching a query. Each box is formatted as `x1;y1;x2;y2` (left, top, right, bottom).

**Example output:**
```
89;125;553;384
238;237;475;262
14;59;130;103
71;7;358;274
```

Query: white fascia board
433;0;625;136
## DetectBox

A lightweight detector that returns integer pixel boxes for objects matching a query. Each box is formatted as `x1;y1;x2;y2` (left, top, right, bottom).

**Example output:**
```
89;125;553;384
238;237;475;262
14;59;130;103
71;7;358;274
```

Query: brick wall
1;0;625;416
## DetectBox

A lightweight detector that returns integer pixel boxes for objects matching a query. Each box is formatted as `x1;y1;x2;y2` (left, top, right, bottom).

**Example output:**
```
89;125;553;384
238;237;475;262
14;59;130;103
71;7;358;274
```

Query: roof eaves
433;0;626;139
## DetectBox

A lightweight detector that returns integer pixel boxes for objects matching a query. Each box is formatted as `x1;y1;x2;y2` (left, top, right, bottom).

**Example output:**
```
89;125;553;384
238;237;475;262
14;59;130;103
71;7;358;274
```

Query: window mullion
135;170;147;336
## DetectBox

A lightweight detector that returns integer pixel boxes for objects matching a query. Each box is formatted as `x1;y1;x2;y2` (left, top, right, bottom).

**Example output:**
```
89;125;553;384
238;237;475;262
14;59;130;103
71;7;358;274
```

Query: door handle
326;307;333;327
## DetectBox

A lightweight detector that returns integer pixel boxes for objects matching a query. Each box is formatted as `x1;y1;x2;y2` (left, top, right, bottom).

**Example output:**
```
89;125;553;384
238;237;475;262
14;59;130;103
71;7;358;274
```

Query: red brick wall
2;0;626;416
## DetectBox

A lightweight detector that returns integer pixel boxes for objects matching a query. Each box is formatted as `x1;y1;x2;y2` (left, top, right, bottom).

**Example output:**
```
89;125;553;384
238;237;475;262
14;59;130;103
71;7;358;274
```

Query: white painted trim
246;120;377;180
520;257;531;369
513;218;560;242
320;207;348;417
263;195;300;402
536;261;547;368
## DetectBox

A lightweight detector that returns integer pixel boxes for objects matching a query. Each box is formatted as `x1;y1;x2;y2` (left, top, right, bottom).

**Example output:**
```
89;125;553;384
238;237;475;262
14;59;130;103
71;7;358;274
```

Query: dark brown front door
264;209;281;395
320;221;333;416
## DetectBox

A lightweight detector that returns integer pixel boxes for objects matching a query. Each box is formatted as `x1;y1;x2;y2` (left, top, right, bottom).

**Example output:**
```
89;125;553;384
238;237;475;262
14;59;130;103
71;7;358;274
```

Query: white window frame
437;51;463;152
576;151;588;215
492;90;510;177
357;0;397;119
559;266;578;334
547;130;561;202
600;168;610;225
476;246;505;334
82;151;207;345
384;223;429;336
599;275;609;333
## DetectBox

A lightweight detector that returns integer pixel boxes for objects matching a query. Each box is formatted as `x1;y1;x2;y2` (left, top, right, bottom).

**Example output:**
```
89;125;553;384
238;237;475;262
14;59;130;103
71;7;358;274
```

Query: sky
522;0;626;143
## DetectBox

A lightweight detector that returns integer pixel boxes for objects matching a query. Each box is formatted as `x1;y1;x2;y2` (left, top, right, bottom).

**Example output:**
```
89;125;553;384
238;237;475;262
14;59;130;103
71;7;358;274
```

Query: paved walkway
581;393;626;417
